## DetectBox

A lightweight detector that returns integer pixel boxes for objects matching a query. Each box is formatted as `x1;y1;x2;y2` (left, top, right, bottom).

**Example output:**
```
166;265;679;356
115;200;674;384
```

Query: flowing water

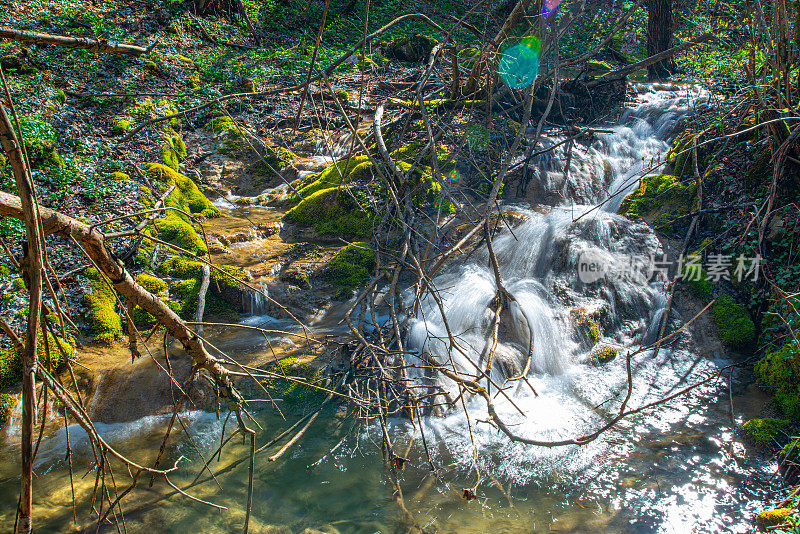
0;84;779;533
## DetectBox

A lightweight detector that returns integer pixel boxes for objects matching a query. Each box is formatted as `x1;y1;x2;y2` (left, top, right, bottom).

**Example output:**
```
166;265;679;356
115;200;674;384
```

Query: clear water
0;84;778;533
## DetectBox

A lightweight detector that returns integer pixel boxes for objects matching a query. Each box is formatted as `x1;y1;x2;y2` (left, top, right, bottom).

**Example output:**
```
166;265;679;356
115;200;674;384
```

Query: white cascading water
402;84;716;481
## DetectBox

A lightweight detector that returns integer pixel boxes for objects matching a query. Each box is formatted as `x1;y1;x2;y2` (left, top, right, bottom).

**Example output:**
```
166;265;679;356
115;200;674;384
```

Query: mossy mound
741;418;790;448
136;273;168;294
326;242;376;296
284;186;374;237
108;172;130;181
263;357;325;407
620;174;697;224
387;34;439;62
0;330;74;387
205;116;242;152
146;164;219;255
679;253;713;300
159;257;249;318
586;345;619;365
160;134;187;171
294;155;371;199
712;294;755;346
755;342;800;418
84;267;122;344
755;508;792;532
393;162;455;213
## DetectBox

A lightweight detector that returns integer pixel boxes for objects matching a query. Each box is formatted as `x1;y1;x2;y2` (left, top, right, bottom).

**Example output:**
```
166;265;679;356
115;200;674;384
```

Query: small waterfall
403;83;709;473
243;282;270;316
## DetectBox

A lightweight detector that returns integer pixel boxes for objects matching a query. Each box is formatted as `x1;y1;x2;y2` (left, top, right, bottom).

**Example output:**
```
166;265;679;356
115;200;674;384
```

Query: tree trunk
647;0;675;80
0;89;44;534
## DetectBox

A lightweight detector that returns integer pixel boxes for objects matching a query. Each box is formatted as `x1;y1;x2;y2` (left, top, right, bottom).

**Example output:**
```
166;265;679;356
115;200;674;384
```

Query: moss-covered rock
159;257;248;317
756;508;792;532
326;242;376;296
571;307;603;345
387;34;439;62
294;155;371;199
586;345;619;365
145;163;219;255
741;418;790;448
85;267;122;344
680;253;713;300
712;294;755;346
587;59;613;75
0;330;74;387
136;273;168;295
620;174;697;222
284;186;374;237
755;342;800;418
262;357;325;407
280;269;311;290
108;171;130;181
112;119;131;135
667;130;706;177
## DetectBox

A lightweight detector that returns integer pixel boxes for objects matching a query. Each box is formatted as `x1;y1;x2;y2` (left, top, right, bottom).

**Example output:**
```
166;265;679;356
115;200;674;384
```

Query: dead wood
0;27;155;56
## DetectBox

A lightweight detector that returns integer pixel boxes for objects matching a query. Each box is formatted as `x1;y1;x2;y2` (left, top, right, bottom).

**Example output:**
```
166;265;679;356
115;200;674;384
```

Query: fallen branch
0;27;156;56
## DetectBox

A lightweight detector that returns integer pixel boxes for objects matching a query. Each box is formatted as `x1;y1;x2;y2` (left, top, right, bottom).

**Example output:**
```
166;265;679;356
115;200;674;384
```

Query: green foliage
284;186;374;236
740;418;790;448
84;268;122;344
756;342;800;418
17;115;64;170
712;294;755;346
326;242;376;295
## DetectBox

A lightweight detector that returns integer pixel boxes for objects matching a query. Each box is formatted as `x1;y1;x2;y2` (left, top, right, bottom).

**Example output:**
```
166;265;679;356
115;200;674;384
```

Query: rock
387;34;438;62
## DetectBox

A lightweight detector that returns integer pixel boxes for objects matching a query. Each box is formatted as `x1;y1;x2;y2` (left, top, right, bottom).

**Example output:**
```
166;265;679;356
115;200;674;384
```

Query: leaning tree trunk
0;87;44;534
647;0;675;80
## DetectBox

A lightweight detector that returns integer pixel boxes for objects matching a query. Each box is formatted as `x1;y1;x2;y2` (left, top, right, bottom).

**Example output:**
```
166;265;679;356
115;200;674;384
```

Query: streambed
0;83;780;533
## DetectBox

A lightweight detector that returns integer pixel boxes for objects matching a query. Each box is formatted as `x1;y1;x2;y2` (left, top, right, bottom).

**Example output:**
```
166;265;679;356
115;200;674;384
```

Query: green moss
159;257;247;290
284;186;374;236
680;254;712;300
112;119;131;135
263;357;324;407
587;59;613;74
712;294;755;346
756;342;800;418
387;34;439;62
0;330;74;387
587;345;619;365
756;508;793;532
295;156;371;199
135;273;168;294
167;275;239;319
667;131;702;177
325;242;375;295
281;269;311;290
621;174;696;220
171;135;187;159
741;418;790;448
108;171;130;181
571;307;603;343
145;163;219;254
84;267;122;344
161;144;180;171
745;149;773;190
154;217;207;255
187;74;201;90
